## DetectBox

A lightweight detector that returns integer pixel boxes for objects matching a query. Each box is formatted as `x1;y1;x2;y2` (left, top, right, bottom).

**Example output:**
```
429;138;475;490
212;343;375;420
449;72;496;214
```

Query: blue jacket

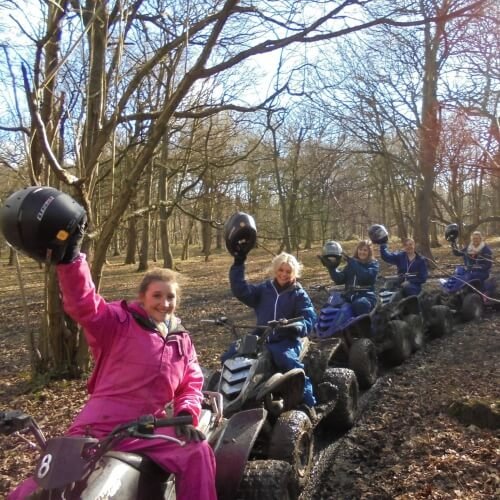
452;244;492;281
229;262;316;341
380;245;428;288
329;258;379;290
329;258;379;307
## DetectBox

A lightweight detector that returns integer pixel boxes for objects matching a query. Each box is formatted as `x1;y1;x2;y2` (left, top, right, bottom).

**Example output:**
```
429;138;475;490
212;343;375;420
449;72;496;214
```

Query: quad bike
310;282;421;388
1;393;298;500
420;265;498;324
308;284;378;390
201;315;359;495
374;273;425;354
375;271;458;347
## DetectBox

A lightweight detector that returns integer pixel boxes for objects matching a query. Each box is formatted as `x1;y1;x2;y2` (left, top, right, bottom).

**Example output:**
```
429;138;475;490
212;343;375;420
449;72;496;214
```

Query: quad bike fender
213;408;268;500
395;295;420;316
255;368;305;410
343;313;371;343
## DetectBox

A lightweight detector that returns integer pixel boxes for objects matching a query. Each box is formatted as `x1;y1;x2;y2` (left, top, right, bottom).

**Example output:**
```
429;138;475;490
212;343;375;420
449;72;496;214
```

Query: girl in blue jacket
229;252;317;408
379;237;428;296
452;231;493;285
321;241;379;315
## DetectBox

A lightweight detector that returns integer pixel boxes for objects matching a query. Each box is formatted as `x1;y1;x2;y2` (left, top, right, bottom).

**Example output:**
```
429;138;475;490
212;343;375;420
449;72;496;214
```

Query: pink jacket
57;254;204;436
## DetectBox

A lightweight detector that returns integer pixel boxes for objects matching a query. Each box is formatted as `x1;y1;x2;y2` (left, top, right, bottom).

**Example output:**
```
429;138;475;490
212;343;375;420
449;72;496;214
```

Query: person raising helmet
368;224;428;297
450;229;493;286
3;187;217;500
319;240;379;315
224;213;317;410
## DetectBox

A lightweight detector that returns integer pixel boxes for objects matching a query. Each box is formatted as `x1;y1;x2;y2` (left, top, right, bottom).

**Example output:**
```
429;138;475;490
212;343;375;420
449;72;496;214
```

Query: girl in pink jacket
9;250;216;499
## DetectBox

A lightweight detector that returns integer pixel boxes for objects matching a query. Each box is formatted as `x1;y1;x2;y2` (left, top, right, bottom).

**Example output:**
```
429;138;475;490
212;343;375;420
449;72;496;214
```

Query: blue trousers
266;339;316;407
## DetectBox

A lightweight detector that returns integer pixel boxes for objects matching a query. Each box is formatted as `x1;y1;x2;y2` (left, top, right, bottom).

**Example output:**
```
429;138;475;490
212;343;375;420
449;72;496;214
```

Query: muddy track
301;312;500;499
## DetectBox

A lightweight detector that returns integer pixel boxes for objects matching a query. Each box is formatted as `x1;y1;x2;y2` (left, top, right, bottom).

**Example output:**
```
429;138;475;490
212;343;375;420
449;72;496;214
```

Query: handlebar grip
155;415;193;427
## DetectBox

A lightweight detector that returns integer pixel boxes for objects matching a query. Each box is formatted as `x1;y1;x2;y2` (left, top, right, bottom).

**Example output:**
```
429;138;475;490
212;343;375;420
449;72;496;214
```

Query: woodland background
0;0;499;379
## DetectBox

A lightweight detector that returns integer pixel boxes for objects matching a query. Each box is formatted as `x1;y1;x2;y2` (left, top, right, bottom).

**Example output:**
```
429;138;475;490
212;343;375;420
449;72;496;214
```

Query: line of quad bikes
2;262;499;499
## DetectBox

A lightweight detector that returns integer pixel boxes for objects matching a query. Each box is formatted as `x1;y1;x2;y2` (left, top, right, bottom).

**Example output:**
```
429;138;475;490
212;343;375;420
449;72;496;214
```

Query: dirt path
302;315;500;500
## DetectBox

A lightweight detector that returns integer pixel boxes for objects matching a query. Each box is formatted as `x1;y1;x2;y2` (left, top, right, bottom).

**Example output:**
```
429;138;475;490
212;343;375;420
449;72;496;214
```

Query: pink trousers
8;432;217;500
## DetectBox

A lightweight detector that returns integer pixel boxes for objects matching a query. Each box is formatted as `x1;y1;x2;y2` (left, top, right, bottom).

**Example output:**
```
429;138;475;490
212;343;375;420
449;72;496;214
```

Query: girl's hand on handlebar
175;415;206;442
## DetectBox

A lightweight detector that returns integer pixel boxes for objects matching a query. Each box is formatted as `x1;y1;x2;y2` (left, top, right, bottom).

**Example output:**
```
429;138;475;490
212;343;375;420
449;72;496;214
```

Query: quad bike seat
105;451;169;481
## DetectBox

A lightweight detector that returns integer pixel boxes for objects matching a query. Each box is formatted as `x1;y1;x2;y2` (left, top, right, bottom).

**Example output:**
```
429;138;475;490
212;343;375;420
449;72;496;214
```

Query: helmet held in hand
444;223;459;243
223;212;257;256
368;224;389;244
322;240;343;257
0;186;86;263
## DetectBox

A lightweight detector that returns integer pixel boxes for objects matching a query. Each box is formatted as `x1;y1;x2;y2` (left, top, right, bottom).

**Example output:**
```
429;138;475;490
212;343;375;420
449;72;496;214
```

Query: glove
342;252;351;263
233;251;247;265
275;323;302;340
378;235;388;245
318;255;340;271
59;214;87;264
175;422;206;442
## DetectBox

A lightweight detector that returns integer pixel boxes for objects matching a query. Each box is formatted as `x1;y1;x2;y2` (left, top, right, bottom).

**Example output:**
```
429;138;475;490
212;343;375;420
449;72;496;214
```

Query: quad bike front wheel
384;320;412;366
268;410;314;495
427;305;454;337
461;293;484;322
348;338;378;390
319;367;358;433
404;314;425;352
236;459;294;500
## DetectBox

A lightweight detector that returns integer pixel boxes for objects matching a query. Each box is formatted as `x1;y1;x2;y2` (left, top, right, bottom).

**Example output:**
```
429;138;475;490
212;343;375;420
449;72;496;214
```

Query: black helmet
322;240;343;257
223;212;257;256
444;223;459;242
368;224;389;244
0;186;86;263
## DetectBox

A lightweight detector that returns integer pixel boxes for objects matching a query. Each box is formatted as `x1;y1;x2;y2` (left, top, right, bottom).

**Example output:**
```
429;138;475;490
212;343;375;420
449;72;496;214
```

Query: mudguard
213;408;268;500
255;368;305;410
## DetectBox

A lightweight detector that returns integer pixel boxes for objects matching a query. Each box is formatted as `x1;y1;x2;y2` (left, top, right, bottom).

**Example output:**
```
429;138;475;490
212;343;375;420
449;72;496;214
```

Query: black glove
378;235;388;245
318;255;340;271
59;214;87;264
175;422;206;442
275;323;302;340
233;251;247;265
342;252;352;263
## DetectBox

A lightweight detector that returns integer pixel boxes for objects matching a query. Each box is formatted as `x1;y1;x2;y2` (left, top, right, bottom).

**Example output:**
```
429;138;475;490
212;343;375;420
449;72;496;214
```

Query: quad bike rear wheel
236;459;294;500
384;320;412;366
404;314;425;352
427;305;453;337
348;338;378;390
319;367;358;432
268;410;313;494
461;293;484;322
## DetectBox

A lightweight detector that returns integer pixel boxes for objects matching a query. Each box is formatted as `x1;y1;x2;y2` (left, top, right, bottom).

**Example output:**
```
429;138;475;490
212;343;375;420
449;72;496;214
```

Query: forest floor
0;240;499;499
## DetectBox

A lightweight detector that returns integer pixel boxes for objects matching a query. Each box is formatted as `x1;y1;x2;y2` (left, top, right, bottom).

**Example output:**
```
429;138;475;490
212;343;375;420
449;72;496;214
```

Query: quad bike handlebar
0;410;194;452
201;315;304;342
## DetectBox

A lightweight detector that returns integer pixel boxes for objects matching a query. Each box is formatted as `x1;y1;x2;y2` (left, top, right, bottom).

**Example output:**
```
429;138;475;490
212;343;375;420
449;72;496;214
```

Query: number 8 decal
37;453;53;478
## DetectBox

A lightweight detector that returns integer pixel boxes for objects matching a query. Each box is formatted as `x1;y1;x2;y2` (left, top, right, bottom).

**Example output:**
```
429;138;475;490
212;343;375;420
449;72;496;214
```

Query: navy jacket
329;258;379;290
380;245;428;289
229;262;316;341
329;258;379;307
452;244;492;281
